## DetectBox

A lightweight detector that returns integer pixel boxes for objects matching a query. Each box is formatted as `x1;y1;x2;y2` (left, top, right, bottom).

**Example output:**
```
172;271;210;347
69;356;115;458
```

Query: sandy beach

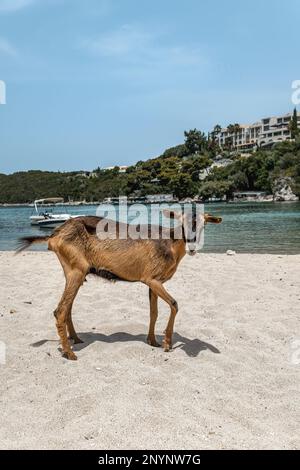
0;251;299;450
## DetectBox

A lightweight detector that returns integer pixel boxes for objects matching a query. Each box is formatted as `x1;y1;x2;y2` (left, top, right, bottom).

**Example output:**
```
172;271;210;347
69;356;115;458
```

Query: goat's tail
16;235;50;254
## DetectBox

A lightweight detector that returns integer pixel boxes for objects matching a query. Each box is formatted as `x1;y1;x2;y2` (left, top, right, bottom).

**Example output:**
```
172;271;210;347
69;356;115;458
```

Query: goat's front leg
54;270;85;360
146;279;178;352
67;311;83;344
147;288;160;347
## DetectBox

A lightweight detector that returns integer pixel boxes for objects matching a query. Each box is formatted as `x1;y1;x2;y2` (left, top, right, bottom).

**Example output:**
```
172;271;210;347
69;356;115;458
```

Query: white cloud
0;0;35;13
0;37;17;56
82;25;151;58
81;25;206;69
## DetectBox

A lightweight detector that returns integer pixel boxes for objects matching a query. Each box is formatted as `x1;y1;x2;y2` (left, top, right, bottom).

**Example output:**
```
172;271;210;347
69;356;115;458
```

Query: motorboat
30;198;82;228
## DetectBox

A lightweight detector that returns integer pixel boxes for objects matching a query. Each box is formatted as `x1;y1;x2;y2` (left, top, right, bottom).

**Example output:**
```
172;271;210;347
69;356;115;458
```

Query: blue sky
0;0;299;174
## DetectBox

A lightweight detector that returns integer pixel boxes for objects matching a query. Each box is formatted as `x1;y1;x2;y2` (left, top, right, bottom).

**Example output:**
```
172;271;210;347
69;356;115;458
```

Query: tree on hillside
181;154;212;181
234;123;241;142
161;144;188;159
184;129;207;155
198;180;233;201
226;124;235;150
227;123;241;150
170;173;198;199
289;107;299;139
211;124;222;141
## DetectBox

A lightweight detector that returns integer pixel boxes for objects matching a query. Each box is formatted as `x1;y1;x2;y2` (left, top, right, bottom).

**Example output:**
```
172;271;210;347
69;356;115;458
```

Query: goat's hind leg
56;252;83;345
147;288;160;347
146;279;178;352
54;269;85;360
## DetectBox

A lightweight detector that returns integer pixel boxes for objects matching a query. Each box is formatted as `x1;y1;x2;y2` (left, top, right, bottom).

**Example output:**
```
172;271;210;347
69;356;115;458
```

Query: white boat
30;198;83;228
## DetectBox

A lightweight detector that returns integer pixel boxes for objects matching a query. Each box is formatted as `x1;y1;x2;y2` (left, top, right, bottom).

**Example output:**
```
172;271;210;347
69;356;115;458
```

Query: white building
104;165;128;173
257;114;299;147
199;157;233;180
145;194;174;203
216;111;300;151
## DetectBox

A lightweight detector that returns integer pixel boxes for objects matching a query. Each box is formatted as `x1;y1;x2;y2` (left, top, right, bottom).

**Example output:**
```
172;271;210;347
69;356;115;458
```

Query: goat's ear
204;213;222;224
162;209;183;221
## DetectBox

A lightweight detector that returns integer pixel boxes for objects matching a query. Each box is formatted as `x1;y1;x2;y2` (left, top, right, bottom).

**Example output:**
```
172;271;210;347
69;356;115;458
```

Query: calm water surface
0;202;299;253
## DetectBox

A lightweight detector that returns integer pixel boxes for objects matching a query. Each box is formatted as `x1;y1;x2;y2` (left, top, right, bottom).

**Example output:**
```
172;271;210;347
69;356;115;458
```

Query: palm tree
227;123;241;150
209;125;222;151
227;124;235;149
213;124;221;139
233;123;241;149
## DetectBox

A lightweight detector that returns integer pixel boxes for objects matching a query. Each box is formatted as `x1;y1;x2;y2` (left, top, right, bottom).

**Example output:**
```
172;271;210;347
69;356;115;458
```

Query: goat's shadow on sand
71;332;220;358
31;333;220;358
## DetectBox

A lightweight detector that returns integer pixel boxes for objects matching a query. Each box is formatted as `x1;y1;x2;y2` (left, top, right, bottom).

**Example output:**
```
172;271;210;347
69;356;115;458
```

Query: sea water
0;202;299;254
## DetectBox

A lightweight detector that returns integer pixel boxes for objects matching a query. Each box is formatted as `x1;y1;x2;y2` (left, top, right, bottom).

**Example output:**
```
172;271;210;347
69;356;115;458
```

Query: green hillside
1;129;300;203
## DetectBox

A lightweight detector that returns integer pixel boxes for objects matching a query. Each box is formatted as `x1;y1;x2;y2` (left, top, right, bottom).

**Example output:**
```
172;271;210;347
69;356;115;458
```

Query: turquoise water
0;202;299;253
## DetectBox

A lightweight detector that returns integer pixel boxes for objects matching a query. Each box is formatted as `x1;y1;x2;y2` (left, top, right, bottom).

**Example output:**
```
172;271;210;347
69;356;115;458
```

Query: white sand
0;251;299;450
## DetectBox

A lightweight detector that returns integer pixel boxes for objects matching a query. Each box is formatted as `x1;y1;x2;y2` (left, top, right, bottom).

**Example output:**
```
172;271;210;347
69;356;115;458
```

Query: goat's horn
204;214;222;224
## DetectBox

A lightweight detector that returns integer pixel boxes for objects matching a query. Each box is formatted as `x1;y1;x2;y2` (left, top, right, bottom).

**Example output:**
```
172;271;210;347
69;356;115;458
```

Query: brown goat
18;211;222;360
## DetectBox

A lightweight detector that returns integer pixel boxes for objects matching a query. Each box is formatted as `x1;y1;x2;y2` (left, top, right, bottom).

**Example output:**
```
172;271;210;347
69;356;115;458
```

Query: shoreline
1;249;300;255
0;199;299;207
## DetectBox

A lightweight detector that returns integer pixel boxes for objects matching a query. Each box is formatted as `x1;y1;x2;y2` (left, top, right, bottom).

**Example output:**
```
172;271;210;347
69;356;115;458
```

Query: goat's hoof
63;351;77;361
163;341;172;352
68;336;84;344
147;337;161;348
